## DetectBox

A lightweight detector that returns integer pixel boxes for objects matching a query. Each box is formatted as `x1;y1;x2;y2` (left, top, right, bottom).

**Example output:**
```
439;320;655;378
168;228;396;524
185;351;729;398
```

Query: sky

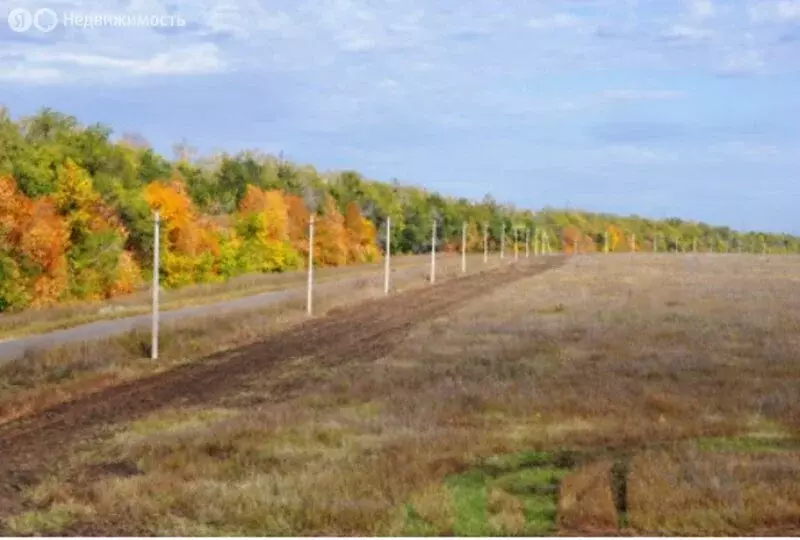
1;0;799;233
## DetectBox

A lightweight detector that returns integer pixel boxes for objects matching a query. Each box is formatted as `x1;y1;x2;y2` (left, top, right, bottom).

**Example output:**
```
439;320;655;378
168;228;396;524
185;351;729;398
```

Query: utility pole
604;230;609;254
514;228;519;261
307;215;315;315
431;219;437;283
384;217;391;295
483;223;488;264
525;229;530;258
461;221;467;273
500;225;505;259
151;211;160;360
654;233;658;253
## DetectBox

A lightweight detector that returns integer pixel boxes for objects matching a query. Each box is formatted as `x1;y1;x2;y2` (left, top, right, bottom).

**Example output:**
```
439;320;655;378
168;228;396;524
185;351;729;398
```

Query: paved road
0;264;428;364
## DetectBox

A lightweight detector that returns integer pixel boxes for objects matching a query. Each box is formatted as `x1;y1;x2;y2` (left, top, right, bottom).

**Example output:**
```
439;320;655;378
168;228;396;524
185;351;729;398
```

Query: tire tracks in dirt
0;258;563;517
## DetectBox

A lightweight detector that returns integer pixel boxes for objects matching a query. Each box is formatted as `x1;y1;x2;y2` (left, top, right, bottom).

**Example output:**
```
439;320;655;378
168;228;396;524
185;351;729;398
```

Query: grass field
1;254;798;536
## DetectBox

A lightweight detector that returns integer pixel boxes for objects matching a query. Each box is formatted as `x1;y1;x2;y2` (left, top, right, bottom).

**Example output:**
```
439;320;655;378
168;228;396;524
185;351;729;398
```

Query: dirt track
0;258;564;518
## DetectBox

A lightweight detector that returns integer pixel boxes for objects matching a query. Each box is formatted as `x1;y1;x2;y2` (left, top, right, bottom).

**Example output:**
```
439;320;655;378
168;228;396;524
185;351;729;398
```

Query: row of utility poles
148;211;786;360
149;214;547;361
356;219;551;291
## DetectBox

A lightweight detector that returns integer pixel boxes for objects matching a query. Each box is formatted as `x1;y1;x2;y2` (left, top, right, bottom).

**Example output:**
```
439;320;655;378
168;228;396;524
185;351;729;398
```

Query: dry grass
557;460;618;533
4;254;800;535
0;255;494;425
628;447;800;535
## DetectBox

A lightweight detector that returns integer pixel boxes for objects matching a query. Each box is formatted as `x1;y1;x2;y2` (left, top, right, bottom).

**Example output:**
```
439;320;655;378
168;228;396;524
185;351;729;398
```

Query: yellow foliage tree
606;224;623;252
234;185;299;274
145;174;222;286
344;201;381;263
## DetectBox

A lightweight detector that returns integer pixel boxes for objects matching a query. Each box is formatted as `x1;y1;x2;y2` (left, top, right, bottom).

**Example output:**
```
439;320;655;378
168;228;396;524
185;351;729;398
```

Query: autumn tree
234;185;300;274
344;201;381;263
285;193;310;256
606;224;623;252
145;173;219;287
314;195;349;267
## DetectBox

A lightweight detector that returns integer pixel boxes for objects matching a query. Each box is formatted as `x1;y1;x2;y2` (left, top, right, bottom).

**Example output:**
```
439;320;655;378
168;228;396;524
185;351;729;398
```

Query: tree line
0;107;797;312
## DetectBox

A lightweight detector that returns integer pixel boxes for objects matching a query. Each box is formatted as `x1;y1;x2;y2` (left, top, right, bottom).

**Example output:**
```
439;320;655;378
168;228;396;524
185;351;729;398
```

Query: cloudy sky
1;0;799;232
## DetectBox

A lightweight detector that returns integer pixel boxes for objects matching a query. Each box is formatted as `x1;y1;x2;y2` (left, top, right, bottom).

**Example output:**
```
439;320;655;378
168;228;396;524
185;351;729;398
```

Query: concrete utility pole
501;225;505;259
384;217;391;295
654;234;658;253
307;215;315;315
461;221;467;273
483;223;488;264
604;230;609;254
430;219;437;283
631;234;636;253
674;237;679;254
525;229;530;258
515;228;519;261
152;211;160;360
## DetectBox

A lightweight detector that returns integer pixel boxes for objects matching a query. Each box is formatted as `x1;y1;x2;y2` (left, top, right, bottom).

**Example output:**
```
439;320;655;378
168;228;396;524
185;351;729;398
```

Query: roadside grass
4;254;800;535
0;255;498;425
0;254;437;340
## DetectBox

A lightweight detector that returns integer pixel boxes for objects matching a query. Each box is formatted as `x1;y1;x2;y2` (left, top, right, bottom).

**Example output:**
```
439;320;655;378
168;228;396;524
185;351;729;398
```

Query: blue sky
1;0;799;233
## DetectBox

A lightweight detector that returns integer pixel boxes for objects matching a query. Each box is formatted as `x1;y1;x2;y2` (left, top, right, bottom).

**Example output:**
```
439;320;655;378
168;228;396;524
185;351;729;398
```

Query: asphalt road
0;264;428;364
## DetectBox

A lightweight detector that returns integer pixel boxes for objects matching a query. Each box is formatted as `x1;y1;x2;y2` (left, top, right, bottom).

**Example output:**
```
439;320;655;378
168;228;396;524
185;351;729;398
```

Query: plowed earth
0;259;564;519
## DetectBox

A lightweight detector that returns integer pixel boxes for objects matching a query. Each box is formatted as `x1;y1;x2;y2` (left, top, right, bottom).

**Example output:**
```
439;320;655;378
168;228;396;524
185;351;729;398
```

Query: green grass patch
447;470;491;536
402;451;573;536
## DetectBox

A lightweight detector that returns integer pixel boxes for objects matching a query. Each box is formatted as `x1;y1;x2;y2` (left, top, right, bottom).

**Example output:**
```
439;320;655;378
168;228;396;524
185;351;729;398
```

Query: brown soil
0;259;563;519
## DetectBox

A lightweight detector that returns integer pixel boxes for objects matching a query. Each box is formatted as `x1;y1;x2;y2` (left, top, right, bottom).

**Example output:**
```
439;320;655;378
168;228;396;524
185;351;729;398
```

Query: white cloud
528;13;581;30
600;89;687;102
777;0;800;19
661;24;714;43
687;0;715;20
23;44;225;77
749;0;800;22
0;65;64;84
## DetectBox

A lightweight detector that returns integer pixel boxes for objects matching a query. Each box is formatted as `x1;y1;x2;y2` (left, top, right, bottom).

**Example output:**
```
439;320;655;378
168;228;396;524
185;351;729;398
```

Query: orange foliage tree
145;173;221;287
314;195;349;267
0;176;70;308
285;194;310;257
561;225;581;253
